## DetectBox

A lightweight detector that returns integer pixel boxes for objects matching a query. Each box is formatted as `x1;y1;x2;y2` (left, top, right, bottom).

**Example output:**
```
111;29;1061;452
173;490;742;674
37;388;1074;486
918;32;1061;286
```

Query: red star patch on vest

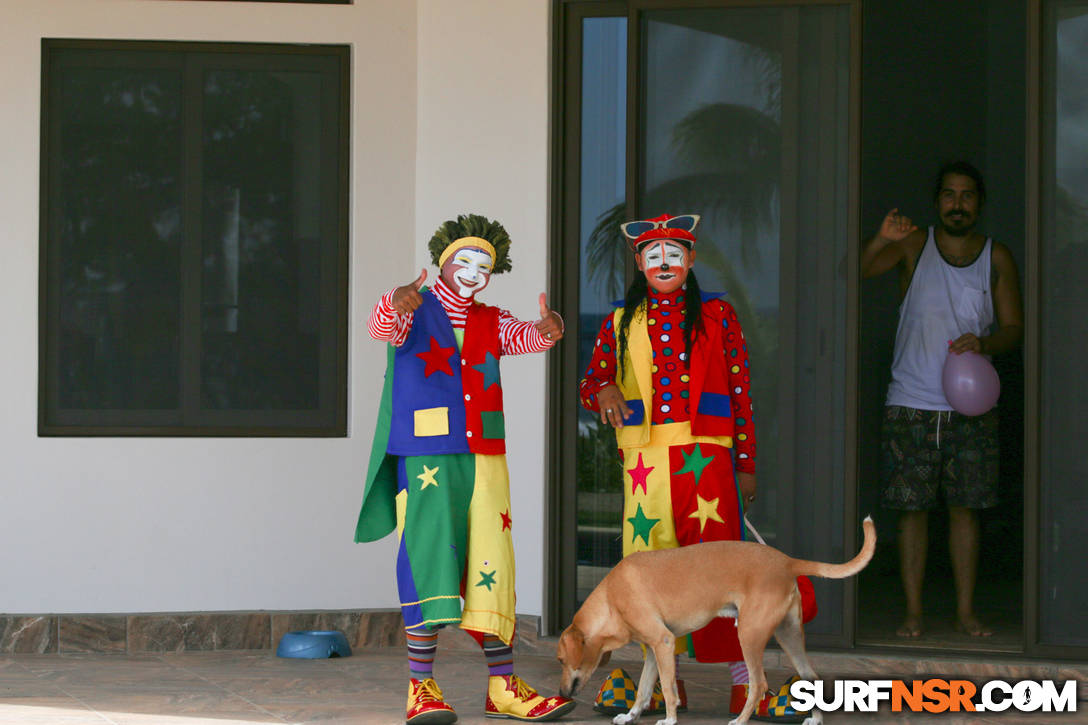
416;336;456;377
500;509;512;531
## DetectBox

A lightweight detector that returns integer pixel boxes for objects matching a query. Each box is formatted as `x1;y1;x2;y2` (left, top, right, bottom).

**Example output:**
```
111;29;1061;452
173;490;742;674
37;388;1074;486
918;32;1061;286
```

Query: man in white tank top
861;161;1023;640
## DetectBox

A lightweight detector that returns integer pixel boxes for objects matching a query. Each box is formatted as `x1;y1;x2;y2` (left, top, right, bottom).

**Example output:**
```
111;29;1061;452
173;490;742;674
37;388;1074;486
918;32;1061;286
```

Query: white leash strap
744;514;768;546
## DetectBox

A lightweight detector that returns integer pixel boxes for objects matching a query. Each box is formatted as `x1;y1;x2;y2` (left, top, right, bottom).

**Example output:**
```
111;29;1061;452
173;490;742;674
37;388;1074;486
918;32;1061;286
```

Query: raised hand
878;208;917;243
862;208;920;279
533;292;564;342
391;269;427;314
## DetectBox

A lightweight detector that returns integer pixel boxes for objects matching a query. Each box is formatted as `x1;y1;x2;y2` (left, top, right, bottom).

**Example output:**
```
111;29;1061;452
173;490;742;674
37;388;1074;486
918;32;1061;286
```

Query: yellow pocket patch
414;407;449;437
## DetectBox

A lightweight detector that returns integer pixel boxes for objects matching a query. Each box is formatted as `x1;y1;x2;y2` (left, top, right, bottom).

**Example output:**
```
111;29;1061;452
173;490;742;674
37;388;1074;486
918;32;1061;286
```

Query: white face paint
637;240;693;294
440;247;494;298
642;242;687;269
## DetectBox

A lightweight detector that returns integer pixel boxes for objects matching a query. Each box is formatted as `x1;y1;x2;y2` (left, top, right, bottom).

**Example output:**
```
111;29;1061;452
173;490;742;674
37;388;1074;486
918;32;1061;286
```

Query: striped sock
481;633;514;677
406;627;438;678
729;661;749;685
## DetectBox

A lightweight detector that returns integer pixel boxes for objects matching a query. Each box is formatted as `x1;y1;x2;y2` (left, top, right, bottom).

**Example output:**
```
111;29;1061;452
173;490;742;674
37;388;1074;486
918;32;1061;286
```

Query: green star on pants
675;444;715;484
627;503;660;545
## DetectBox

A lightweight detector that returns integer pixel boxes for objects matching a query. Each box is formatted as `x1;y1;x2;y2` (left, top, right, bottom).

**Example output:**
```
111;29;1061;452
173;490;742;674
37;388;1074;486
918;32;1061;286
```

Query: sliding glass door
553;0;858;645
1038;0;1088;653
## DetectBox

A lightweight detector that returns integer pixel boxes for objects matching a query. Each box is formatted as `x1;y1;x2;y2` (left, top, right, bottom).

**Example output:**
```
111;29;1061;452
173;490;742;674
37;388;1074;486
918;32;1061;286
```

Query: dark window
40;40;349;436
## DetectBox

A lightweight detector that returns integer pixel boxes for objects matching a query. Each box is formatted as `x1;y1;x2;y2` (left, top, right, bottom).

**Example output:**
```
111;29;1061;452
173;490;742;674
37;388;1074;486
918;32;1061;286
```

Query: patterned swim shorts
880;405;999;511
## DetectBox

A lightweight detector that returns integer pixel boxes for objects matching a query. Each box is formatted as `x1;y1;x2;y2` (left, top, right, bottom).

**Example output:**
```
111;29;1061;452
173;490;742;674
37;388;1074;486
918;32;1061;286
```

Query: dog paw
727;719;742;725
654;719;677;725
613;713;637;725
802;717;823;725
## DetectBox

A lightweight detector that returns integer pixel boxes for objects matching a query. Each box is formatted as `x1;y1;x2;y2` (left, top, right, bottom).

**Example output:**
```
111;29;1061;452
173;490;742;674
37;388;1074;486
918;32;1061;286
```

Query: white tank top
886;227;995;410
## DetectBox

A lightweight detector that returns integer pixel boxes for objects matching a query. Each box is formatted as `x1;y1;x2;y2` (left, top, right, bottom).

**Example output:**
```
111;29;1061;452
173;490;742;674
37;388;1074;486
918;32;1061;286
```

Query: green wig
427;213;513;274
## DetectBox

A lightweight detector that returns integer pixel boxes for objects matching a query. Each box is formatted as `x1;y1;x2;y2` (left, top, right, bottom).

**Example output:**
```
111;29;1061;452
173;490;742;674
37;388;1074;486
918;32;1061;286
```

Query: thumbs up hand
392;269;427;314
533;292;564;343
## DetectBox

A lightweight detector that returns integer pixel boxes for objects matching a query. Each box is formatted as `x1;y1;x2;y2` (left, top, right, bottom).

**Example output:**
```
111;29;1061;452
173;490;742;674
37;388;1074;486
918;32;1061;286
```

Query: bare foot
896;615;923;638
954;615;993;637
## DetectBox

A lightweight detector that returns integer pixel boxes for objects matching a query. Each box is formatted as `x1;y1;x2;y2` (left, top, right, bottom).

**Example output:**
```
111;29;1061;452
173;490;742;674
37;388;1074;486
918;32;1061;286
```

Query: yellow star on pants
417;465;440;489
688;495;724;533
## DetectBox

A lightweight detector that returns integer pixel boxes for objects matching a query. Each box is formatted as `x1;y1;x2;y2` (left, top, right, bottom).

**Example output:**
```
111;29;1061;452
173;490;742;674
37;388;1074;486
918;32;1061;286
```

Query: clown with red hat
580;213;816;722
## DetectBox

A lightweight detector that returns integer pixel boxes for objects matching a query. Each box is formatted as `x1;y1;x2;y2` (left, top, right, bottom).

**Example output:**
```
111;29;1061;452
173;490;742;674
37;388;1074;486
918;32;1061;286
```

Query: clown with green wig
355;214;573;723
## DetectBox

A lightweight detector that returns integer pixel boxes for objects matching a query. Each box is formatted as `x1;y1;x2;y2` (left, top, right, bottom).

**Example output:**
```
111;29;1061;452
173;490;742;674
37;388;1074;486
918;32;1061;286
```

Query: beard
939;211;975;236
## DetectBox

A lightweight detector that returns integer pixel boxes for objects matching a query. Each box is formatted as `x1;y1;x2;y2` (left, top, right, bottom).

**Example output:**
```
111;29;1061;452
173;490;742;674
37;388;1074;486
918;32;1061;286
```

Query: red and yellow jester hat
619;213;701;252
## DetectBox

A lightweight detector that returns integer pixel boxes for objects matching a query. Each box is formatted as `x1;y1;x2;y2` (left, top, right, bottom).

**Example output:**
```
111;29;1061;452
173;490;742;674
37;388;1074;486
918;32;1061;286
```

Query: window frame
38;38;350;437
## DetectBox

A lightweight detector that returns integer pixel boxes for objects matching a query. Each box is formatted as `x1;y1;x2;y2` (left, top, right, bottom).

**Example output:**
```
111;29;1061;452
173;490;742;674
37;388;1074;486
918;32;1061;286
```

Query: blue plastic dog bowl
276;630;352;659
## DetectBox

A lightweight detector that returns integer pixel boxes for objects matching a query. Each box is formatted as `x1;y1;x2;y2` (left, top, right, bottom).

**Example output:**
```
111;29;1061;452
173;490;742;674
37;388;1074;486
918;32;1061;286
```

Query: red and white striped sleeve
497;308;556;356
367;288;413;347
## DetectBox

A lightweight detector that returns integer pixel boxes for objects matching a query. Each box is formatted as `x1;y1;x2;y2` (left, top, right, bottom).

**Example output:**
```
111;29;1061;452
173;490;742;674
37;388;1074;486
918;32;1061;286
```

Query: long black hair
616;270;704;381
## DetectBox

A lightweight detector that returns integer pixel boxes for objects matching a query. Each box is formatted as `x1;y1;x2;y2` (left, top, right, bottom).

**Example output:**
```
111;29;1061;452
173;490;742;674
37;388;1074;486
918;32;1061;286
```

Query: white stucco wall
415;0;552;623
0;0;551;617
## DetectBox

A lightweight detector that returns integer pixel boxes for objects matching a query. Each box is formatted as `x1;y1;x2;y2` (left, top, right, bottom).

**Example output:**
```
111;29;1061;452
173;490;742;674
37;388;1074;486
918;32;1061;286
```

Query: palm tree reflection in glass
579;46;782;523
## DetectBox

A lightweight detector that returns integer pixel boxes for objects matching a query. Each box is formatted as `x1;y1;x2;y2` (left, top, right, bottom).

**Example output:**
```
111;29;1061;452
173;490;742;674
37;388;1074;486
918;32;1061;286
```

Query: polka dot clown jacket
579;290;756;473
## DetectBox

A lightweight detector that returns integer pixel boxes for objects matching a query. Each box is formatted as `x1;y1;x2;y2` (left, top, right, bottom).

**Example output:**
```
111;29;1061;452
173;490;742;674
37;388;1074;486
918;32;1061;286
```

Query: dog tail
790;516;876;579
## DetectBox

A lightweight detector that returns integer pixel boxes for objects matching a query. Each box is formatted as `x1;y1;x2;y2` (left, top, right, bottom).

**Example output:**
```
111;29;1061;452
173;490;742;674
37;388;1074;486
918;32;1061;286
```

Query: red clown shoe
406;677;457;724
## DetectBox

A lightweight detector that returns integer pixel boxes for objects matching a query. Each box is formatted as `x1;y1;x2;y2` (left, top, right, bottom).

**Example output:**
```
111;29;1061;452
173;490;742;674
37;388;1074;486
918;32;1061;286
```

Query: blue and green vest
355;290;507;542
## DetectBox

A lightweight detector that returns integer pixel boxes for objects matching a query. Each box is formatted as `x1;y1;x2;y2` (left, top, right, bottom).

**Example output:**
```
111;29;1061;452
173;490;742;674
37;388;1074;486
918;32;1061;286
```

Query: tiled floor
856;559;1024;655
2;647;1085;725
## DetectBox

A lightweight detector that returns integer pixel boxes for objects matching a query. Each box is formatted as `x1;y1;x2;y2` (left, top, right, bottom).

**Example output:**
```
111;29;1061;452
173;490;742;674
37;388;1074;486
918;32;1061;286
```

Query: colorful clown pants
394;452;516;644
620;422;743;662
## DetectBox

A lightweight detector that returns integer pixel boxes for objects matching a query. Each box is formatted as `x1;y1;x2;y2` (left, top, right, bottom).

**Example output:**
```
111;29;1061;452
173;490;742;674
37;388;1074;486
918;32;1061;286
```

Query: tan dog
557;517;876;725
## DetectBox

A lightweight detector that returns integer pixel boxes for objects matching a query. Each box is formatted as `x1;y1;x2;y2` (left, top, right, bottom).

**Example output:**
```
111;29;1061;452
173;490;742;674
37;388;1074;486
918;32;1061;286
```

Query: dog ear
557;625;584;664
568;626;585;660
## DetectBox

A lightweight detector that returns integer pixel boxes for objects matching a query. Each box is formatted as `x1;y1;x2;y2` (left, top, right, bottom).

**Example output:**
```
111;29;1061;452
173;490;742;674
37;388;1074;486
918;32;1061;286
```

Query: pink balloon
942;350;1000;416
